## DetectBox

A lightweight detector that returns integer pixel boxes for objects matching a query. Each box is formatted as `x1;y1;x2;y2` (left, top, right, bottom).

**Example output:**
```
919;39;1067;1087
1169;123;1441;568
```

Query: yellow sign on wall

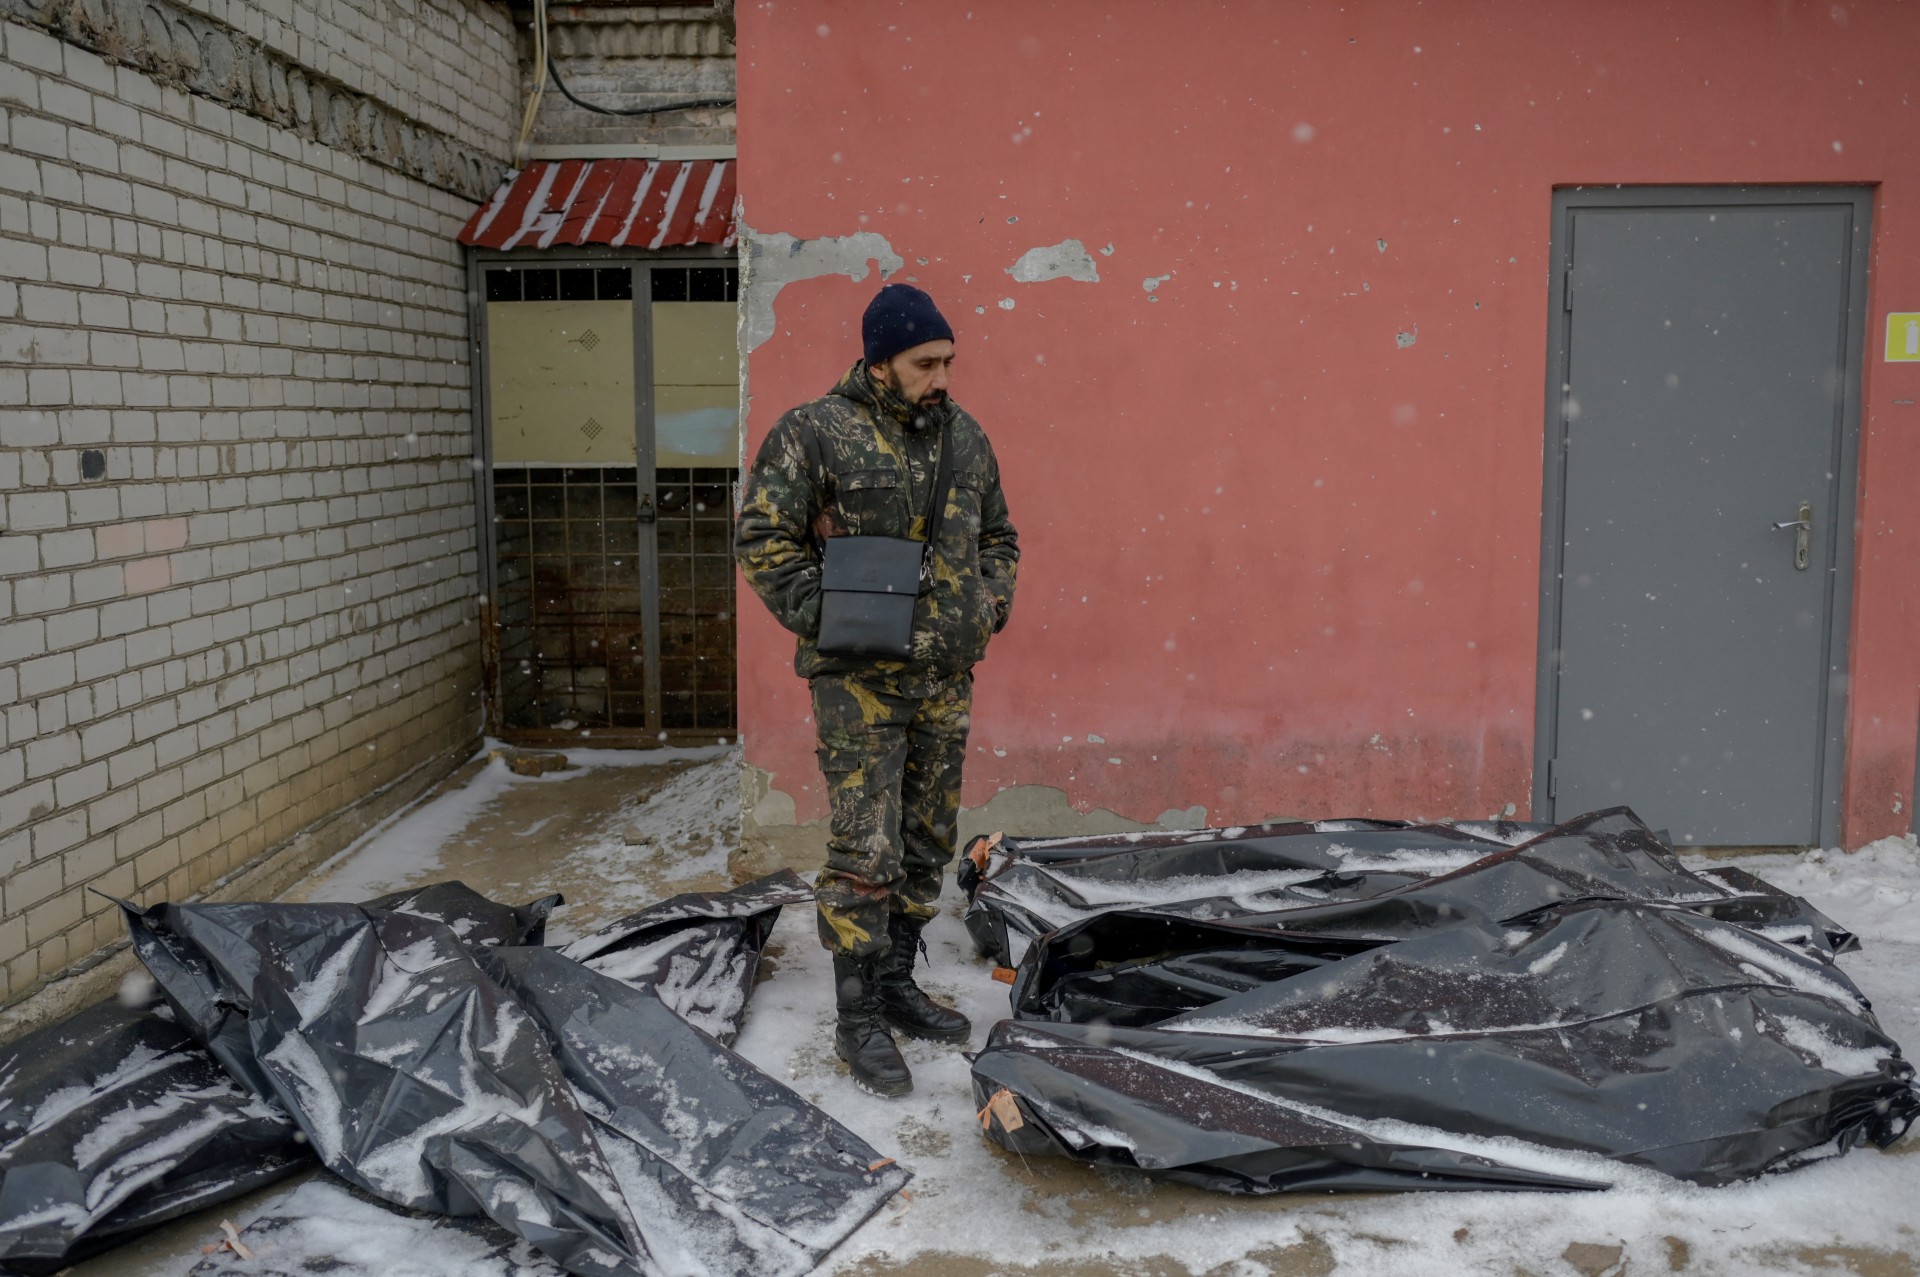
486;300;636;464
1887;313;1920;363
653;302;739;467
485;298;739;467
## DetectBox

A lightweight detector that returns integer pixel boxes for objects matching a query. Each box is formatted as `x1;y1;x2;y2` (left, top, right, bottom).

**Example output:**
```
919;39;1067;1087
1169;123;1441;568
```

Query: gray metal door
1537;190;1869;846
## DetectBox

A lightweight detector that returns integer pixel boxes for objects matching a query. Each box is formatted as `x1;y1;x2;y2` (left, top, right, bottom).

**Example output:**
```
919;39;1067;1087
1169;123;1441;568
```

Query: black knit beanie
862;283;955;366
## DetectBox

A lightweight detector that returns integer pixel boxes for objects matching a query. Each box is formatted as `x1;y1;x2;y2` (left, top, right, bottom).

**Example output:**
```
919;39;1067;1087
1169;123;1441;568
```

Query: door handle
1768;501;1811;570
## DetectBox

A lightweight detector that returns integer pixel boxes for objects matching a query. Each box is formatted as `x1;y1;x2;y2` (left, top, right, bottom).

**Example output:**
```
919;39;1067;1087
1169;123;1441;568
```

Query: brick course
0;4;512;1011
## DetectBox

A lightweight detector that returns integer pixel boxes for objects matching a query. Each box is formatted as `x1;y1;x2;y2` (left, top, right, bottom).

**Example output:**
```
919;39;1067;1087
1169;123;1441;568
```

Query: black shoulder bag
801;413;953;660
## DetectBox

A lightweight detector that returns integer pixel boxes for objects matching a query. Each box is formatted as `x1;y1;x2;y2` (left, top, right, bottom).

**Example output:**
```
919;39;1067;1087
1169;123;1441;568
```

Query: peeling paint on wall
1006;239;1101;284
739;227;905;354
1396;325;1419;349
739;760;797;830
958;787;1210;843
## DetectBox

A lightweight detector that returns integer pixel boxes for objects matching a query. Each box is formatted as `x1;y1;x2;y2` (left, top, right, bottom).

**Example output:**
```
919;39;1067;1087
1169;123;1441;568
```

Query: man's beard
868;363;946;413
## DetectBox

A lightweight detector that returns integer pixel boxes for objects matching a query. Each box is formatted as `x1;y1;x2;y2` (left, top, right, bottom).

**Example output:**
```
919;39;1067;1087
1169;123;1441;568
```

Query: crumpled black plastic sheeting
960;812;1857;969
965;808;1919;1191
121;890;643;1276
0;882;538;1276
484;945;908;1275
0;997;310;1275
366;880;564;948
116;871;904;1277
560;871;814;1045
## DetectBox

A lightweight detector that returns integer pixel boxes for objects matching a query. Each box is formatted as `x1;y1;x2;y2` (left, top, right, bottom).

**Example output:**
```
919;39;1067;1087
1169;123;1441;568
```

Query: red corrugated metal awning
459;159;737;251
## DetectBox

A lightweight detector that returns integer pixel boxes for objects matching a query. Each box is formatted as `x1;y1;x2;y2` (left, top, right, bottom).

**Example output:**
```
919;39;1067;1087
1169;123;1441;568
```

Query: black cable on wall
546;57;736;117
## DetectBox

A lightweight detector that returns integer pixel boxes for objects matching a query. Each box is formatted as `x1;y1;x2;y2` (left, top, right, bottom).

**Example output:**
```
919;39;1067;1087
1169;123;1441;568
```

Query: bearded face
873;339;955;406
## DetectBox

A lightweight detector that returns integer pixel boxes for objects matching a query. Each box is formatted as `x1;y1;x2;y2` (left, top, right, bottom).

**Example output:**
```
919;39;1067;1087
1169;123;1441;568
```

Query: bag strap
920;418;954;551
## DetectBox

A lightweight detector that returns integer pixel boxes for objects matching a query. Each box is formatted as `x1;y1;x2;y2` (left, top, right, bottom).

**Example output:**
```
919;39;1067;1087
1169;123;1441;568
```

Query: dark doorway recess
1534;187;1871;847
472;255;739;746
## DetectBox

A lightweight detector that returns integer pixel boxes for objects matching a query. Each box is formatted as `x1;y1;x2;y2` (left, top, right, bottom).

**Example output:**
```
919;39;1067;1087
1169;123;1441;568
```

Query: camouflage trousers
809;667;974;958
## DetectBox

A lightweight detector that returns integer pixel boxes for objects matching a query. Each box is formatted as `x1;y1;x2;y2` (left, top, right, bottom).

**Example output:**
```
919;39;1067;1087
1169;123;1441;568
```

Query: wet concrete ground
59;746;1920;1277
277;749;732;937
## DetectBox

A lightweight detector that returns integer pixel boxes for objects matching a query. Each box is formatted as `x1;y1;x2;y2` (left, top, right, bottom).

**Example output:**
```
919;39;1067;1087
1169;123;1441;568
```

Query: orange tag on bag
991;967;1017;984
867;1157;895;1172
966;831;1005;874
207;1221;253;1261
976;1087;1025;1133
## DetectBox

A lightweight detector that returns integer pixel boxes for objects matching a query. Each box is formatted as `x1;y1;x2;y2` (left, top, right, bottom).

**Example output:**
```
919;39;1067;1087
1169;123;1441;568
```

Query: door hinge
1547;758;1559;799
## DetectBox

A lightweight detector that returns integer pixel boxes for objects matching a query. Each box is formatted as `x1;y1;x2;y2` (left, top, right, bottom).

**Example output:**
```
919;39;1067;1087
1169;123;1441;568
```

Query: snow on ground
79;756;1920;1275
293;742;737;941
553;747;742;897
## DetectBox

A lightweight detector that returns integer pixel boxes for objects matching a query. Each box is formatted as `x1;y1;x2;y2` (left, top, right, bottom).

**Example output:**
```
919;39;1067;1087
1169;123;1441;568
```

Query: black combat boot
874;915;972;1044
832;952;912;1097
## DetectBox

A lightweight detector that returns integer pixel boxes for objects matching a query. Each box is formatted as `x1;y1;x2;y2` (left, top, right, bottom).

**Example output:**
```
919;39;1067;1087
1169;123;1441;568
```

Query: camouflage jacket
735;362;1019;679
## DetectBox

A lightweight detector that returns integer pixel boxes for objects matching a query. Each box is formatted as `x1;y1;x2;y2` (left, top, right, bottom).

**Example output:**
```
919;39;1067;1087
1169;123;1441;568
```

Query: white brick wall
162;0;517;161
0;9;510;1006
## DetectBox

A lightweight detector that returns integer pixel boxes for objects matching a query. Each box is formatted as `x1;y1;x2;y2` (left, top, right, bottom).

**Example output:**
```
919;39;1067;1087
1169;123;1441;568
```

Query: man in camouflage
735;283;1019;1096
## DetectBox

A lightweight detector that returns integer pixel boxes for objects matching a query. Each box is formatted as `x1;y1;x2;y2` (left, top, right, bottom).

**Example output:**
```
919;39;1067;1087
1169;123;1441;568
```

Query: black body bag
805;413;953;660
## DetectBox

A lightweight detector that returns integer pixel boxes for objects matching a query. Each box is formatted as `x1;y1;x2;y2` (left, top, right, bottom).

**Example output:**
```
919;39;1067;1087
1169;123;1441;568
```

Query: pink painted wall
736;0;1920;846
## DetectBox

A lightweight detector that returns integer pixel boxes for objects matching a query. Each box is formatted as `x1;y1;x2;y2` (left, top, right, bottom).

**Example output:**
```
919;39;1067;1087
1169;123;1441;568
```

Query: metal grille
481;263;739;740
656;467;737;730
485;266;634;303
651;266;739;302
493;466;648;730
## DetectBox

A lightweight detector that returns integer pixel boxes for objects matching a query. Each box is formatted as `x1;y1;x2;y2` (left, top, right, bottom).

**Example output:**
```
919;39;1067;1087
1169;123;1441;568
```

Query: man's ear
868;358;893;386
